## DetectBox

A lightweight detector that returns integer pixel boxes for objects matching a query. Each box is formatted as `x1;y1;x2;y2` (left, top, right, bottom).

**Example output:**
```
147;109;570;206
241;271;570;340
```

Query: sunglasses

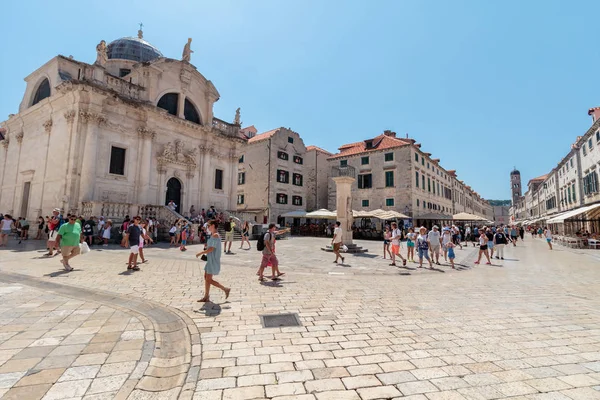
69;217;77;221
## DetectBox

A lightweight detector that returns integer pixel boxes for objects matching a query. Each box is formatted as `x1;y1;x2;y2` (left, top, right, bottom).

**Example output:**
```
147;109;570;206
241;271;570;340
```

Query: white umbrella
305;209;337;219
453;212;487;221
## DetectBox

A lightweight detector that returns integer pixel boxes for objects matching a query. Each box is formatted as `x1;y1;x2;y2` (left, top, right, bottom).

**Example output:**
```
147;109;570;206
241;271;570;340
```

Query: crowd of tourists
0;205;558;304
375;222;554;269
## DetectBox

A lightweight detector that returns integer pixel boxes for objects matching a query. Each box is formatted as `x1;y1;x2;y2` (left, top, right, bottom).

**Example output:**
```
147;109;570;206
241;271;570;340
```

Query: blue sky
1;0;598;200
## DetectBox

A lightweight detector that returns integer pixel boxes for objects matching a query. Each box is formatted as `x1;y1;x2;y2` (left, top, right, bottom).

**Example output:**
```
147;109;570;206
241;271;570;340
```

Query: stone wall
305;148;331;212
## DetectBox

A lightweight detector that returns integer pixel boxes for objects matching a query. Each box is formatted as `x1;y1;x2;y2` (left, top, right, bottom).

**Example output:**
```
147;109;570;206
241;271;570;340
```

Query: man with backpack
256;223;284;282
224;217;235;254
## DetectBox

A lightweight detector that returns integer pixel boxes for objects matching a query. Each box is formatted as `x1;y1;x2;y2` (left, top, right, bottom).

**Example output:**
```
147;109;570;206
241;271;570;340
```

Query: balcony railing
331;165;356;179
212;118;240;137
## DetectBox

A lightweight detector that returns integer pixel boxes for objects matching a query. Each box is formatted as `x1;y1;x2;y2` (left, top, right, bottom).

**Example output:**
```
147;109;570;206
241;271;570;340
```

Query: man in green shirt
56;215;83;271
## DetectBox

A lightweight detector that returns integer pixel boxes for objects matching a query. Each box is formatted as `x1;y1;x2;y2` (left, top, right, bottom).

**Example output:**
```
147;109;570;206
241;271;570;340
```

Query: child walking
405;227;416;262
447;241;456;269
180;223;188;251
417;226;433;269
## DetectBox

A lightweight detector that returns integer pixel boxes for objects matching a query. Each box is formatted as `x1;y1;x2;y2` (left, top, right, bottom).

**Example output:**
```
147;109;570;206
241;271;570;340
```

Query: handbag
200;254;208;261
79;242;90;255
341;244;348;252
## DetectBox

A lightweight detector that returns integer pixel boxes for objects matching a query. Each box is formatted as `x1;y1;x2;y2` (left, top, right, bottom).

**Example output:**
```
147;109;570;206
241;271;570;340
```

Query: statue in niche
175;140;188;162
182;38;193;62
184;147;198;164
162;142;175;160
95;40;108;66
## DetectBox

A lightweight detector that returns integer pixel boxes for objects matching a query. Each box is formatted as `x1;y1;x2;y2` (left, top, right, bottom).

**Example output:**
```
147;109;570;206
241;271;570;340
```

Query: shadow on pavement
195;302;224;316
353;253;379;259
43;269;74;278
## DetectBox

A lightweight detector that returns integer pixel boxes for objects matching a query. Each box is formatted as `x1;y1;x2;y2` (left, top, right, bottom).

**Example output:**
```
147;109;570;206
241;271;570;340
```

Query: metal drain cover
260;313;302;328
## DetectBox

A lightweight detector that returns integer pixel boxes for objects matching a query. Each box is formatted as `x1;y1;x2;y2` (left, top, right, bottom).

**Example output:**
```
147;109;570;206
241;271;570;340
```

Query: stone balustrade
104;75;142;100
212;118;240;137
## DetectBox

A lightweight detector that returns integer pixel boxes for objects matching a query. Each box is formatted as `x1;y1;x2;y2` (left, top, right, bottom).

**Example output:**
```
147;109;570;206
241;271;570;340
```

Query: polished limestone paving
0;235;599;399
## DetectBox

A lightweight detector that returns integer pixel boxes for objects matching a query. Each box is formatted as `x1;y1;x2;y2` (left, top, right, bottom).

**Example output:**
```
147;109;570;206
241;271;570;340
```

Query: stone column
199;147;211;209
79;112;105;202
333;176;355;245
156;163;167;205
137;127;155;204
228;153;237;211
177;93;185;119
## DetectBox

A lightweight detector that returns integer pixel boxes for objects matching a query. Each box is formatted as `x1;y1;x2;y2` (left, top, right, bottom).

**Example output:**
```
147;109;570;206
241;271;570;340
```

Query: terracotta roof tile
329;134;410;159
529;174;547;182
306;145;332;155
247;128;280;143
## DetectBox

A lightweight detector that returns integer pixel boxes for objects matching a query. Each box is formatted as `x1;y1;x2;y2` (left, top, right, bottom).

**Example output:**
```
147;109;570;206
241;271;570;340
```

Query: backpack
223;221;231;232
257;232;270;251
56;215;65;230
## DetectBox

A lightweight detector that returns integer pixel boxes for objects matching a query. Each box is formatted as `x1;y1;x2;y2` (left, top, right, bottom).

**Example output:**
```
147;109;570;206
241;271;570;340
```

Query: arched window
157;93;178;116
184;98;201;124
32;79;50;106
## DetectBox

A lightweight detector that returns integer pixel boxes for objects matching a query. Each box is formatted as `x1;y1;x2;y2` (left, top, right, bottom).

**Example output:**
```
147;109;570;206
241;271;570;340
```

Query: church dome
107;37;163;63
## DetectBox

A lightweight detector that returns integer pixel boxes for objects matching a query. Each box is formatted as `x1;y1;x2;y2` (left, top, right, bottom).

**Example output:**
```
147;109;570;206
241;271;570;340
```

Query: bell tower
510;168;522;205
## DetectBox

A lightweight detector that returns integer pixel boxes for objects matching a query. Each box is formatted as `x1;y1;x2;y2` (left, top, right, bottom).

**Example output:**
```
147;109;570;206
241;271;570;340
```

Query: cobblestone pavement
0;235;600;399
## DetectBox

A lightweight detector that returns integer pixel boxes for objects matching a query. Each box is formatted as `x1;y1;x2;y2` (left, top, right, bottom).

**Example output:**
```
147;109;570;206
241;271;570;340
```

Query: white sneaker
60;260;70;271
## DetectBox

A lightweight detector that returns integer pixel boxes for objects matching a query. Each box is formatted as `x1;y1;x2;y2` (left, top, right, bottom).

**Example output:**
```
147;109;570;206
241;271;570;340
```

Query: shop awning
547;203;600;224
280;210;307;218
452;212;487;221
417;212;453;220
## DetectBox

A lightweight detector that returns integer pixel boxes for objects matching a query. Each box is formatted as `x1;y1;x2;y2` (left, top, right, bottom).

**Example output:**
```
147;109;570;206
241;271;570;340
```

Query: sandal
402;260;407;266
389;263;396;266
196;298;209;303
133;266;140;271
224;288;231;299
277;273;285;277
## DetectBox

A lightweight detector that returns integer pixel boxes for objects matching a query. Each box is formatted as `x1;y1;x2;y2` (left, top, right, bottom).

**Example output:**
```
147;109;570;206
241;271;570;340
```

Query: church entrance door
165;177;181;213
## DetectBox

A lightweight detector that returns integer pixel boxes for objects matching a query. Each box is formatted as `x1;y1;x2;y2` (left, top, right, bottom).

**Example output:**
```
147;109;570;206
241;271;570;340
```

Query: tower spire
138;22;144;39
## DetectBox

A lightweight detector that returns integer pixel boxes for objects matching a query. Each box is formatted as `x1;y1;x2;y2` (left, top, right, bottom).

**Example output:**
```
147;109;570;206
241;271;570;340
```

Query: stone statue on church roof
234;108;241;126
182;38;193;62
95;40;108;67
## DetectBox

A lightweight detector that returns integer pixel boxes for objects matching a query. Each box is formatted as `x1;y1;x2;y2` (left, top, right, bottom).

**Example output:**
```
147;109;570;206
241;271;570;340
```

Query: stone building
0;32;245;221
304;146;332;212
493;206;511;225
510;107;600;229
327;130;491;227
236;127;308;224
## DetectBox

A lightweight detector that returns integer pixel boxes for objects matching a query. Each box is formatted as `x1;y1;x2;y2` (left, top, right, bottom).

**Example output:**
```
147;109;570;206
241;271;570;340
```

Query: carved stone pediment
157;139;197;167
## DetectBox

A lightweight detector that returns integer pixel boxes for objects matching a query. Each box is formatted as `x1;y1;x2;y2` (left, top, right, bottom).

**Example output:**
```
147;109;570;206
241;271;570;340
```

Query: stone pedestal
333;176;355;246
321;176;367;253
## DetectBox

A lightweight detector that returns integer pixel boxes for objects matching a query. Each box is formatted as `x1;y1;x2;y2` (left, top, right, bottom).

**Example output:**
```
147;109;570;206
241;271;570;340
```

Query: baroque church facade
0;31;245;219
